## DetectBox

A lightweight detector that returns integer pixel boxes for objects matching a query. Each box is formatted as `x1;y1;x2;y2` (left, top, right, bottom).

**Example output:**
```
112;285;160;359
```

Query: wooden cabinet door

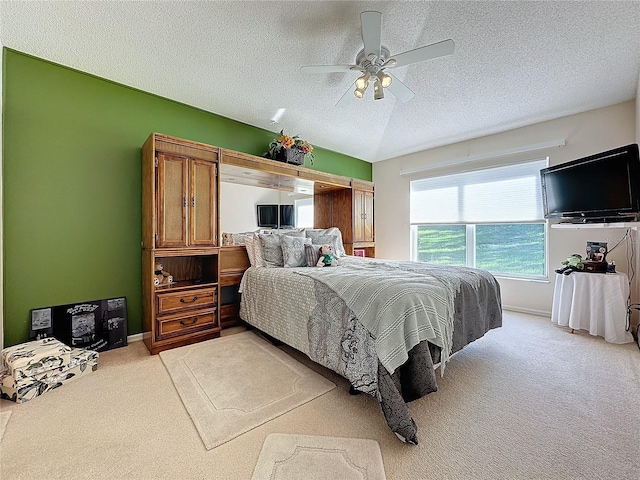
189;159;217;246
353;189;365;242
363;191;374;242
157;154;188;247
353;189;374;243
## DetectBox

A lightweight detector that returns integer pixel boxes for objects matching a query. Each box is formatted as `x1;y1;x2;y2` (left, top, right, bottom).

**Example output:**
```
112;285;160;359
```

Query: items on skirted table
0;338;98;403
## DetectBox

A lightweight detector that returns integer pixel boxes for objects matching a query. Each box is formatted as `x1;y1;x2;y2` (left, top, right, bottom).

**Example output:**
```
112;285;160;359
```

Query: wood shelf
154;279;218;292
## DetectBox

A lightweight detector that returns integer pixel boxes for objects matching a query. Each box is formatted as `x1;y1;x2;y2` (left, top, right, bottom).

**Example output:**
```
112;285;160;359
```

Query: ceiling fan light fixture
355;72;371;90
378;72;392;88
373;81;384;100
302;11;455;107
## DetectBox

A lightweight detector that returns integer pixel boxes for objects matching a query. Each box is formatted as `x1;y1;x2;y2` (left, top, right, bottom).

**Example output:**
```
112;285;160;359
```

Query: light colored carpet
0;411;11;443
159;330;336;450
251;433;386;480
0;313;638;479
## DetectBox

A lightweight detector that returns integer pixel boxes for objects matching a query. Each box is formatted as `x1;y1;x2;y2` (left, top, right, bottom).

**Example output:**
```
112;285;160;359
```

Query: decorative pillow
231;231;258;245
278;228;306;237
253;236;266;267
222;232;234;246
225;230;259;247
304;243;322;267
258;233;284;268
243;235;256;265
305;233;339;257
305;227;346;257
244;234;266;267
281;235;312;268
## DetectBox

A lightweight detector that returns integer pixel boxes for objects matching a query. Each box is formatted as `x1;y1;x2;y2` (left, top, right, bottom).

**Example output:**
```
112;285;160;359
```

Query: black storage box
30;297;128;352
583;261;608;273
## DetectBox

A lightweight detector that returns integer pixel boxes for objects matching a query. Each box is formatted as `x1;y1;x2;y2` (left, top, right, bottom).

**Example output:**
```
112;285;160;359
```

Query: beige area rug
160;331;336;450
252;433;386;480
0;410;12;443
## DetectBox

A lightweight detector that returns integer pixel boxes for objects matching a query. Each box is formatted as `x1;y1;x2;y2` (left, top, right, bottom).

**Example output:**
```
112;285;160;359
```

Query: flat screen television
256;204;295;228
540;143;640;223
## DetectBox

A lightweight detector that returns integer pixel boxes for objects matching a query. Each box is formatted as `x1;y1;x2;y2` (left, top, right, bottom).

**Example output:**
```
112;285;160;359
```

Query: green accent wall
2;49;371;347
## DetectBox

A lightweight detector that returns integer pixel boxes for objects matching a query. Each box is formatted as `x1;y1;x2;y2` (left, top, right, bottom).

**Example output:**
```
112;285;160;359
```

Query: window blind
410;159;547;223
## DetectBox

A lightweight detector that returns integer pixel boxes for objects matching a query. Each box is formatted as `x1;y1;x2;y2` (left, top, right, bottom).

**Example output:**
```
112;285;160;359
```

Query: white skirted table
551;272;633;344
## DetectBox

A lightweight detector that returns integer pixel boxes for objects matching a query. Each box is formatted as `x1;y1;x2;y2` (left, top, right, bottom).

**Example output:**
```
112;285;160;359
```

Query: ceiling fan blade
301;65;359;74
361;11;382;59
336;82;357;107
388;39;455;68
385;73;415;103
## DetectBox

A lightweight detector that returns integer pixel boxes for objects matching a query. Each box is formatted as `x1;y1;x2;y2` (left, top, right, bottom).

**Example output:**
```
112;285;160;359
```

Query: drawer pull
179;317;198;326
180;296;198;303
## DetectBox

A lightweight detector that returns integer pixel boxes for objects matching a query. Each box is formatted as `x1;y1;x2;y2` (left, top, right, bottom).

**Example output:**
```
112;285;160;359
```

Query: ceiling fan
301;11;455;106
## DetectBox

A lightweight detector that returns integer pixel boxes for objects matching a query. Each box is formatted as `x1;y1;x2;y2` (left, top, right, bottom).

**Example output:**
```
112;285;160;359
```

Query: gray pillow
281;235;312;268
258;233;284;267
278;228;306;237
304;243;322;267
305;233;339;258
231;231;258;245
305;228;346;257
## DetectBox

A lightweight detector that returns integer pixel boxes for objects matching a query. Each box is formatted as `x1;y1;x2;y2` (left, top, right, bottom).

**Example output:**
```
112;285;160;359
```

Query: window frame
410;222;549;280
409;158;550;280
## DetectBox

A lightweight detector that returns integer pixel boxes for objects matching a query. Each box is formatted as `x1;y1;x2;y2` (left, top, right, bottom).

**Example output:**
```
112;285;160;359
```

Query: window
410;159;548;278
294;197;314;228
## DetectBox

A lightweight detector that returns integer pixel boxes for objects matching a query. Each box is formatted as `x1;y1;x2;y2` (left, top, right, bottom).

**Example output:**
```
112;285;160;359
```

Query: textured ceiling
2;1;640;163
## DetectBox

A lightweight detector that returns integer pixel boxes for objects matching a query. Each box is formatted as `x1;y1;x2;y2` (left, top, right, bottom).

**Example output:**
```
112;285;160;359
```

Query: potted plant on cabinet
265;130;314;166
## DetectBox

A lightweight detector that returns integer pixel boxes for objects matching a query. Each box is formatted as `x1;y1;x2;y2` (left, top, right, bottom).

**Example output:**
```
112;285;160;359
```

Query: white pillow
253;236;266;267
243;234;265;267
278;228;306;237
305;227;346;257
243;234;256;266
280;235;312;268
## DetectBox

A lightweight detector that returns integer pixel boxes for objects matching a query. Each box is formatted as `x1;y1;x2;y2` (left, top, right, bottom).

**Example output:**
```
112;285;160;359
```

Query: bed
238;245;502;444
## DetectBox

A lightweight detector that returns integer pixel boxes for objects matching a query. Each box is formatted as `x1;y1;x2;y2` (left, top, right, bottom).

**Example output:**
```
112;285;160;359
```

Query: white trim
127;333;144;343
551;222;640;229
502;305;551;318
399;139;565;176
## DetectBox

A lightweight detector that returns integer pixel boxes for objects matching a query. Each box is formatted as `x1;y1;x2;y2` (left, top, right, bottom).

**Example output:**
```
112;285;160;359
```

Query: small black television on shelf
540;143;640;223
256;204;295;228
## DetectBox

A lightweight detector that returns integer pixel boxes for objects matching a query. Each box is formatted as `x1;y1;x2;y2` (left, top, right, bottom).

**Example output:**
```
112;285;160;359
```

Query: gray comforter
239;256;502;444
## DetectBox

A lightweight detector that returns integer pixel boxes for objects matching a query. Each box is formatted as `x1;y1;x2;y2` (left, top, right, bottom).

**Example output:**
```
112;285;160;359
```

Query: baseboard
502;305;551;318
127;333;143;343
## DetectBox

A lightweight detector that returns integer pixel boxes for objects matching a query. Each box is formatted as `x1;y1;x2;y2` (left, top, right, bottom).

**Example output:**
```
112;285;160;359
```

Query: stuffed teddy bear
555;253;585;275
154;262;173;286
316;244;338;267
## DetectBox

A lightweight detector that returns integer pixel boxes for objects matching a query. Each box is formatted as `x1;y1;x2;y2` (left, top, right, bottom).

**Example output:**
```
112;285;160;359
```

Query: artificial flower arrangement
266;130;314;165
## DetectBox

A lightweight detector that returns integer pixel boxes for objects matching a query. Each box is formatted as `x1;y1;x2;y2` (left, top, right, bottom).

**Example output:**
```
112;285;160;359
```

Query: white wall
1;45;4;352
219;182;280;233
373;101;637;316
